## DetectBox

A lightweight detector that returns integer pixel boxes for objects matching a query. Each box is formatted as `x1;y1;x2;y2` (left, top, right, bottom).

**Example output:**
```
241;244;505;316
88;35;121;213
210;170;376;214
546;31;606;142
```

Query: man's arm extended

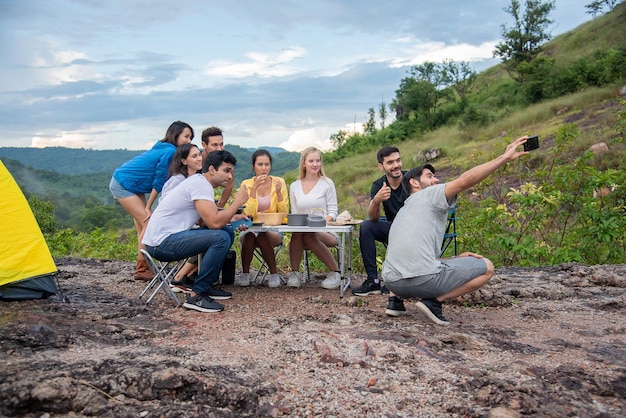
445;136;529;201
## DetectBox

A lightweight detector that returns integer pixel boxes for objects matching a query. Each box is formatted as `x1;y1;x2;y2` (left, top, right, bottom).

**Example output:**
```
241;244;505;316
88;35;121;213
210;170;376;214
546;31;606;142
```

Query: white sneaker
267;273;281;288
287;271;301;288
321;271;341;289
235;272;250;287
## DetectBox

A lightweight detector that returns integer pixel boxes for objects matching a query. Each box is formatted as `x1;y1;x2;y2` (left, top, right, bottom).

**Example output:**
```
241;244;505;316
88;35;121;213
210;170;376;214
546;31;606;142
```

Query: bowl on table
255;212;287;226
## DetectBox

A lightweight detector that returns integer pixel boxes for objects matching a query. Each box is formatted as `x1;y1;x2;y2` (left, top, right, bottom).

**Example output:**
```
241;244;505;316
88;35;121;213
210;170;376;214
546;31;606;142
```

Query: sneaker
205;286;232;300
416;299;450;325
385;296;407;317
287;271;301;288
170;276;194;293
183;294;224;313
235;272;250;287
351;277;381;296
321;271;341;290
267;273;281;288
381;285;390;295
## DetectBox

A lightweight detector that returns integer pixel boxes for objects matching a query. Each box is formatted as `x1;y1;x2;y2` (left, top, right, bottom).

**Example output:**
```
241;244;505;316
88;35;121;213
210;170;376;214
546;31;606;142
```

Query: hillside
0;145;300;204
323;3;626;215
0;144;298;177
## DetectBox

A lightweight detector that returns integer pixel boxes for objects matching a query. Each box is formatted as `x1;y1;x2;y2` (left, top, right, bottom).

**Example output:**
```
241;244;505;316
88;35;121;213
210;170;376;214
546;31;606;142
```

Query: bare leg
256;232;281;274
303;232;339;271
289;232;305;271
240;232;257;273
174;263;197;280
116;194;149;255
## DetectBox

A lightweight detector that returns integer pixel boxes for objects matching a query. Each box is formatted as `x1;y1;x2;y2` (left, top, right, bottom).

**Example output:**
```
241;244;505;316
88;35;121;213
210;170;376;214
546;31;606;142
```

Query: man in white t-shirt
142;150;249;313
382;136;530;325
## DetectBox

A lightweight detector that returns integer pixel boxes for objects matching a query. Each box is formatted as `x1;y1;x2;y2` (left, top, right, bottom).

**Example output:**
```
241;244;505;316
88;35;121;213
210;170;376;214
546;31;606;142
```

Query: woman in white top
287;147;341;289
161;143;203;198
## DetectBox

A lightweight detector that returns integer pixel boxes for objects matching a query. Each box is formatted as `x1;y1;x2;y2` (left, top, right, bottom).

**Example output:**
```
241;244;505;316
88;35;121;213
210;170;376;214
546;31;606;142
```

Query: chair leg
251;244;283;286
139;250;182;306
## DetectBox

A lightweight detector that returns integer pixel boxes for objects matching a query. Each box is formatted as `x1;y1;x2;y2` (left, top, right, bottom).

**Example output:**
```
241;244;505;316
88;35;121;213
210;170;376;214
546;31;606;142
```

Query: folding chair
440;206;458;257
303;245;339;283
139;249;184;306
251;243;283;285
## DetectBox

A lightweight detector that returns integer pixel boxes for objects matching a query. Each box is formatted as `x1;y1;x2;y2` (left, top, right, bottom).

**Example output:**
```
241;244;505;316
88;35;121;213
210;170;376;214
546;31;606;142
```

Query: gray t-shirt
382;184;455;282
142;174;214;247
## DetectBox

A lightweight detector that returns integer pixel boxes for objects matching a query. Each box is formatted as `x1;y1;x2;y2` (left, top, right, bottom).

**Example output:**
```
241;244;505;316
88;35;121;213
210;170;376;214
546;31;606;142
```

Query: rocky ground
0;258;624;417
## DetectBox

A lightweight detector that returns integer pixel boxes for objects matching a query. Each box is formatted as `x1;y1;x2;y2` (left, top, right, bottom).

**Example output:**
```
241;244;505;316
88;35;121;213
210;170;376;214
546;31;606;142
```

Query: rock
488;407;521;417
589;142;609;153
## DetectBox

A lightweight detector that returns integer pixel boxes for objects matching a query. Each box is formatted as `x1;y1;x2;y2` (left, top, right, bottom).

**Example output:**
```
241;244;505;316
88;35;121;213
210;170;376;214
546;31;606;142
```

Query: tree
27;195;56;235
392;61;459;129
363;107;377;135
442;59;476;101
493;0;556;82
378;100;388;130
330;129;349;149
585;0;619;18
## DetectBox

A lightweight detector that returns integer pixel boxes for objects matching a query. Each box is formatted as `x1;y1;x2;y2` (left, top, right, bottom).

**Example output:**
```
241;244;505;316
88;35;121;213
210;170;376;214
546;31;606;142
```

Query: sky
0;0;592;152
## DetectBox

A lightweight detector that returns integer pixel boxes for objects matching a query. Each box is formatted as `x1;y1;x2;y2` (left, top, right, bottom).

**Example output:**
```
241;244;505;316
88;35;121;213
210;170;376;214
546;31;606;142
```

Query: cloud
388;39;499;68
205;47;307;79
0;0;592;150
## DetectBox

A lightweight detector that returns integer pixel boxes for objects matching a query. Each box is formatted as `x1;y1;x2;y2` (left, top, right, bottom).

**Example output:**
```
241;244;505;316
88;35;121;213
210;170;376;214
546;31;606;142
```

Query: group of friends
110;120;533;324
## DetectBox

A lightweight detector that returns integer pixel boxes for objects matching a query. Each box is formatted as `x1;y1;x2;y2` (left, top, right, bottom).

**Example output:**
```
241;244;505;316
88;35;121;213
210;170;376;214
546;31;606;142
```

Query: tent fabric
0;160;58;300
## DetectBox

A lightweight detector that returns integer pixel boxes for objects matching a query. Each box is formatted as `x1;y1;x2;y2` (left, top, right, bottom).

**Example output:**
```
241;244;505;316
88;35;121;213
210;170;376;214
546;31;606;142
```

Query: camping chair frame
303;245;339;283
139;249;184;306
440;207;458;257
251;243;283;285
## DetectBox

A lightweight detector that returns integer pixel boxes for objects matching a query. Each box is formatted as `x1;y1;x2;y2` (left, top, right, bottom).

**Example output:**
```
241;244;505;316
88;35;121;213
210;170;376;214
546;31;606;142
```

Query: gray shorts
384;256;488;300
109;177;136;199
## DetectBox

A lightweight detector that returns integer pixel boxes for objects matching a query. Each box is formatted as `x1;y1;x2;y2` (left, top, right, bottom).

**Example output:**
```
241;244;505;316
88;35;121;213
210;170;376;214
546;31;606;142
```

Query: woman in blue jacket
109;121;194;280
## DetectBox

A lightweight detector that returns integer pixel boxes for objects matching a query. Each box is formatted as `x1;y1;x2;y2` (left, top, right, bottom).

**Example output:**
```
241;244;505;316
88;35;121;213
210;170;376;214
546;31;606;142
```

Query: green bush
460;124;625;266
46;228;137;261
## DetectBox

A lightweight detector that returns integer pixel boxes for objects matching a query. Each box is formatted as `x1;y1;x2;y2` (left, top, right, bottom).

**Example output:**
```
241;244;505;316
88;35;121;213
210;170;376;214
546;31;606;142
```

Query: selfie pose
382;136;531;324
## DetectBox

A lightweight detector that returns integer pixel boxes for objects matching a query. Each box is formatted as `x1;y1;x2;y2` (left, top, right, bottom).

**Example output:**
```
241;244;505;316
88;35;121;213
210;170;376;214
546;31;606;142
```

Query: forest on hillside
1;144;300;231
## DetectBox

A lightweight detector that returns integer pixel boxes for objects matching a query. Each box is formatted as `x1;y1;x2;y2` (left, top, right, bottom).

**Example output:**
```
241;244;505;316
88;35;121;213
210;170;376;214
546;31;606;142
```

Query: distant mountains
0;145;295;176
0;145;301;205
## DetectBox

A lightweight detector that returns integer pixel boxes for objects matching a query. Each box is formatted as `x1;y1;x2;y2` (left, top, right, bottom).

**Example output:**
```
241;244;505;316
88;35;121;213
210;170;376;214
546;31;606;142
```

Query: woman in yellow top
237;149;288;288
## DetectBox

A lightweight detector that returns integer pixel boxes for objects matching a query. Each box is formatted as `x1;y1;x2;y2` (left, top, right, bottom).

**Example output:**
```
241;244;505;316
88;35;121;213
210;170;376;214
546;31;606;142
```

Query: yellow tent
0;160;58;300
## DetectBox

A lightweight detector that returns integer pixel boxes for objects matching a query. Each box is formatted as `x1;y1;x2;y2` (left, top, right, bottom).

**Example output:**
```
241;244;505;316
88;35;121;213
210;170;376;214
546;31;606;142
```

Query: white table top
247;224;355;233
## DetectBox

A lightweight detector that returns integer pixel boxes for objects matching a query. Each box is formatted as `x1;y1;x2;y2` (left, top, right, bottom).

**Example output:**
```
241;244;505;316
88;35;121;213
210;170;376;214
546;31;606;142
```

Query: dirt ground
0;258;624;417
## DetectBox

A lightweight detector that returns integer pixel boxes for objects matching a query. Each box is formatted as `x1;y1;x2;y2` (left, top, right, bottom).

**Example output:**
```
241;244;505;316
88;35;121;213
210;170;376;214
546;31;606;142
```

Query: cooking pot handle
309;207;325;217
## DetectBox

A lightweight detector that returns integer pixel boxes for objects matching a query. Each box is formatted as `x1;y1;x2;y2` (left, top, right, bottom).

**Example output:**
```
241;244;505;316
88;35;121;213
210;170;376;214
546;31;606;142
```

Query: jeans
358;220;392;280
145;227;232;294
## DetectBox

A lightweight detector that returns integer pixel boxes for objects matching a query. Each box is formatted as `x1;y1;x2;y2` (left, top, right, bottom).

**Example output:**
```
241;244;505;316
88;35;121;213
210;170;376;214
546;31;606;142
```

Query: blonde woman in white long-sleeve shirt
287;147;341;289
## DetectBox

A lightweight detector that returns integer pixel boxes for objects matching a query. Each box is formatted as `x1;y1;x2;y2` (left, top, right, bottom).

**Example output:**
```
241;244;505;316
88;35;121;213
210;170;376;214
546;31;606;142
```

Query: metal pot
288;213;308;226
307;216;326;227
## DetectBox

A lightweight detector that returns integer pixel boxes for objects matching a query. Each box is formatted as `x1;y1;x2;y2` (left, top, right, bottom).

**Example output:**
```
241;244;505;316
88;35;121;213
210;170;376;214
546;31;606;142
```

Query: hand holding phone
524;135;539;152
230;217;252;231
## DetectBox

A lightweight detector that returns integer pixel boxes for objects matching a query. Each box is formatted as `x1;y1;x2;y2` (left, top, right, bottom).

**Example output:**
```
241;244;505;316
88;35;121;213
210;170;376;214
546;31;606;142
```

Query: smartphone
230;218;252;230
524;135;539;152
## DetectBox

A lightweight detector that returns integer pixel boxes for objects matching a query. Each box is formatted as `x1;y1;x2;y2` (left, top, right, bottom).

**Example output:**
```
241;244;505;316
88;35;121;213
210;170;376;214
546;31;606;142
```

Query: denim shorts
109;177;136;199
385;256;488;300
240;230;284;240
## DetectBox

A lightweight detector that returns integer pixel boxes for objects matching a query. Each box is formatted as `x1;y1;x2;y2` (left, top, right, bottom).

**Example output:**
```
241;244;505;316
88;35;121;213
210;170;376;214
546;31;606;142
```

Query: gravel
0;259;624;417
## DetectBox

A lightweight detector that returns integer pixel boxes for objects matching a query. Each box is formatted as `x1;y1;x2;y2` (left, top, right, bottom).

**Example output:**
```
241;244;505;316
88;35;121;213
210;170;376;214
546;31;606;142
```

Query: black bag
221;250;236;285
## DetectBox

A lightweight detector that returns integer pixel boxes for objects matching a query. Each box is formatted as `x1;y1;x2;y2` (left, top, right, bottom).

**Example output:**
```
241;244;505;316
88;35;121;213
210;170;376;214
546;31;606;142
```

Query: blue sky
0;0;592;151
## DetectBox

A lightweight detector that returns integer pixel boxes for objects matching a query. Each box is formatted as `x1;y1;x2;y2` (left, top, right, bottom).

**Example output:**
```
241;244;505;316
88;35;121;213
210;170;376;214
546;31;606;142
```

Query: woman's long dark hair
161;121;194;145
168;143;200;177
